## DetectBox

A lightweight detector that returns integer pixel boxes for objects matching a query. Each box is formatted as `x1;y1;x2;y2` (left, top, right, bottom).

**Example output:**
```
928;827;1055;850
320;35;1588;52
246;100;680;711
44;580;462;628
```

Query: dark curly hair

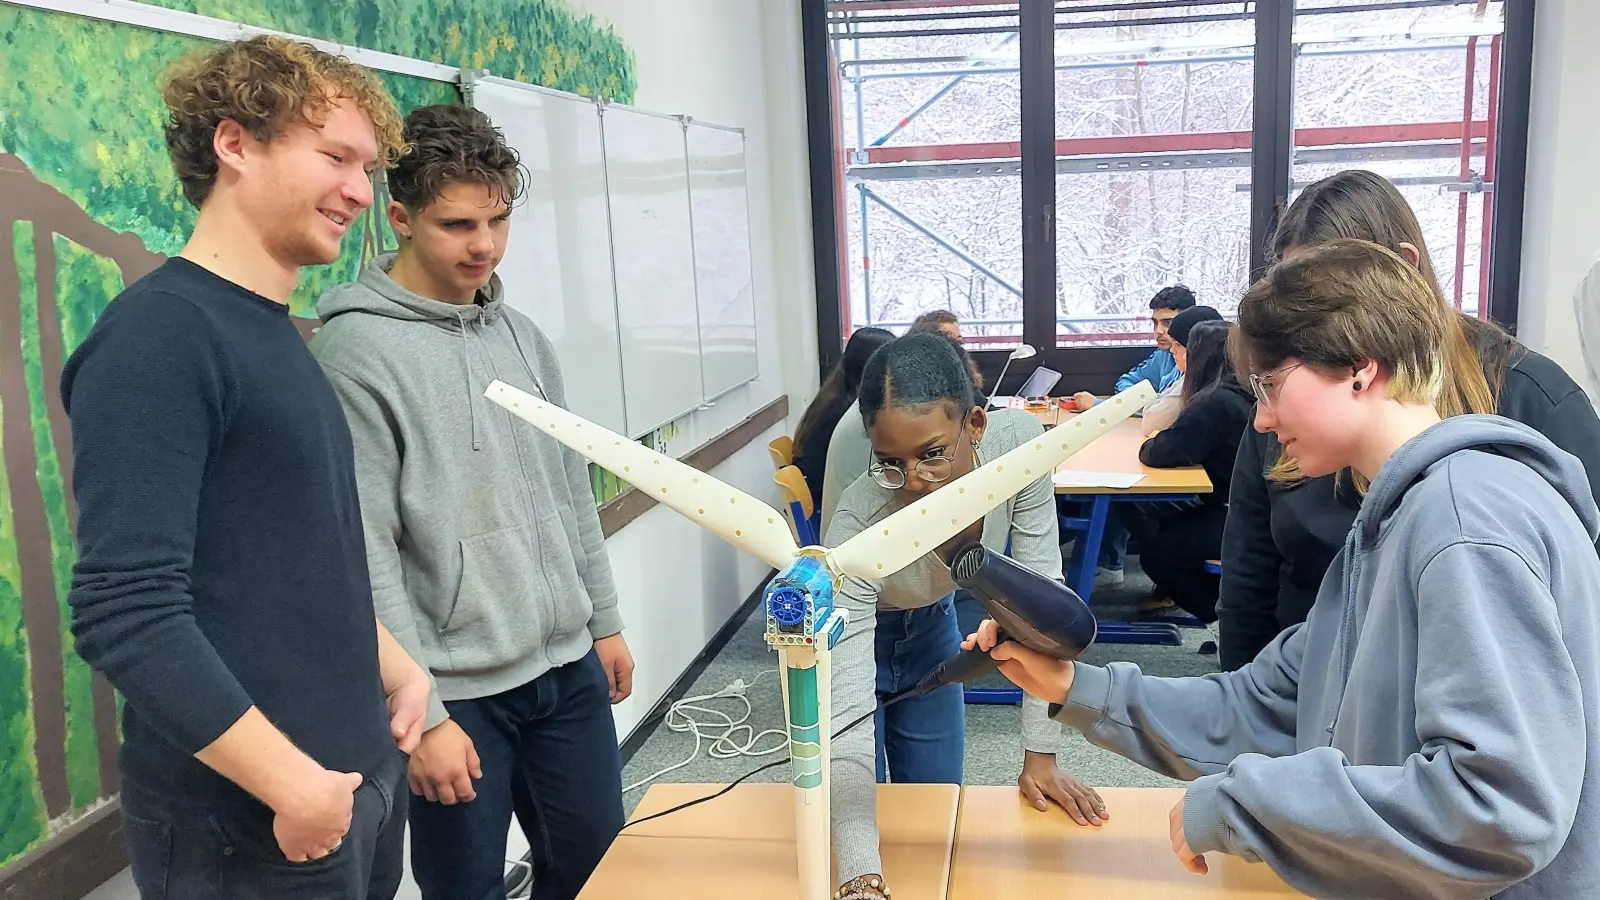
386;104;525;211
161;34;405;209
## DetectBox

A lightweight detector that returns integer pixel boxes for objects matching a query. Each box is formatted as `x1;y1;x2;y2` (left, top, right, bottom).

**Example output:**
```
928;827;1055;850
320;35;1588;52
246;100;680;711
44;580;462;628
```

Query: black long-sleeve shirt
1137;376;1255;503
61;258;391;805
1217;348;1600;670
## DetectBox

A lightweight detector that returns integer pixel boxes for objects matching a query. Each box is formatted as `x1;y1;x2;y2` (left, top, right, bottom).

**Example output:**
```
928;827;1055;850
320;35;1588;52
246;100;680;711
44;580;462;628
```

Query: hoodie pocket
442;524;544;669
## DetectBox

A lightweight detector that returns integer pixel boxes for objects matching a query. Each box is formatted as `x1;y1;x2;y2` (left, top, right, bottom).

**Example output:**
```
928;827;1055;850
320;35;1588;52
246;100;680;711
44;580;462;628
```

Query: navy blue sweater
61;258;390;805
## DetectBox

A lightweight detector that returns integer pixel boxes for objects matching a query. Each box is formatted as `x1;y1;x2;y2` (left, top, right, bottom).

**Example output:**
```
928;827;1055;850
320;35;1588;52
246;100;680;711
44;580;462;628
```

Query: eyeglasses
1249;363;1303;411
869;420;968;490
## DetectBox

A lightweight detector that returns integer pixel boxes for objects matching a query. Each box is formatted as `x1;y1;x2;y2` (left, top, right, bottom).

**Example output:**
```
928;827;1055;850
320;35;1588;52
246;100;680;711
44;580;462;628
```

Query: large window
838;5;1025;350
1293;1;1506;318
804;0;1533;378
1051;3;1256;346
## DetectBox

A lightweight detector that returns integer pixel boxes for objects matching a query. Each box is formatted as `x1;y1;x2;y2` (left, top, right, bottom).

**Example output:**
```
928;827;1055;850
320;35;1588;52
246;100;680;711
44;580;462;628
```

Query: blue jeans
121;748;408;900
408;650;624;900
873;595;965;784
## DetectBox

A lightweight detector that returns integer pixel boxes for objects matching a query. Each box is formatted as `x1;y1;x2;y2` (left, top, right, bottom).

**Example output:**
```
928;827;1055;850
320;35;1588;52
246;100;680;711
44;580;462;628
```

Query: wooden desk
1037;407;1213;496
948;787;1305;898
579;783;960;900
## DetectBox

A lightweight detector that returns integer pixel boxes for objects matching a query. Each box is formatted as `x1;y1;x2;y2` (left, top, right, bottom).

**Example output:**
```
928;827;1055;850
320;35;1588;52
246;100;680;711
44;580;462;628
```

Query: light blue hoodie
1054;415;1600;899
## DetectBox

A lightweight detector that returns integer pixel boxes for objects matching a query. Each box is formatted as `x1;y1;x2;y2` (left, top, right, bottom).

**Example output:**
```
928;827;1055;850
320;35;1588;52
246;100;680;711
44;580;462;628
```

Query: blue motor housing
763;553;836;647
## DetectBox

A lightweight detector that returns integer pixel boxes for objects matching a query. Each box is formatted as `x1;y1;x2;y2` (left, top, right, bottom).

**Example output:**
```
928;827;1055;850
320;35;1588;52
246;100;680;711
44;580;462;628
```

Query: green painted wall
0;0;633;866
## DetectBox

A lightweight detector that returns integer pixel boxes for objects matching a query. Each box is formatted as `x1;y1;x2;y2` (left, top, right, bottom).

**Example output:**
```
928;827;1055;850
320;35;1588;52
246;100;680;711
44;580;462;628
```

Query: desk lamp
990;343;1037;404
485;378;1155;900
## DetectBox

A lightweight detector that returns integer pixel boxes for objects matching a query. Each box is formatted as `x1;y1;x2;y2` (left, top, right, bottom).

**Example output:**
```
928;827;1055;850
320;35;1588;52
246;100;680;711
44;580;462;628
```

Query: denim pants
120;747;409;900
1098;516;1129;570
873;594;965;784
408;650;624;900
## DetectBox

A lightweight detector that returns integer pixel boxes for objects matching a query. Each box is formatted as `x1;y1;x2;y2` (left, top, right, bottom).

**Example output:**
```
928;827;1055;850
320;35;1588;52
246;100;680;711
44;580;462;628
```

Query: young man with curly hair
62;35;431;900
310;104;633;900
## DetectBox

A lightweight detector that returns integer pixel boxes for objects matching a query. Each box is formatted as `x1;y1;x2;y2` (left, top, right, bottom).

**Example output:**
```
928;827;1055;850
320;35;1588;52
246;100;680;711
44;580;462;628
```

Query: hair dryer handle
906;629;1010;698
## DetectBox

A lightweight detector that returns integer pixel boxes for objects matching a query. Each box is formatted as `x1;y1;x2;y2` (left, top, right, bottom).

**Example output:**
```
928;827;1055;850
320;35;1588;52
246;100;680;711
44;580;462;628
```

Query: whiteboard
471;77;627;435
686;121;760;400
601;105;706;437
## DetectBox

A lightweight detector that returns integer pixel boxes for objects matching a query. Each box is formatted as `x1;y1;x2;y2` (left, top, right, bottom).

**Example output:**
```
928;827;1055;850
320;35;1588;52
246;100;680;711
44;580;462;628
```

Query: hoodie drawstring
458;311;483;451
503;318;550;403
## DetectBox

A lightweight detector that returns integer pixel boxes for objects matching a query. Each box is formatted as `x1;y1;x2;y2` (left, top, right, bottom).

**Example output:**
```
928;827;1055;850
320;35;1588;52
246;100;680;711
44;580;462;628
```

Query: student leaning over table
824;332;1108;900
967;240;1600;900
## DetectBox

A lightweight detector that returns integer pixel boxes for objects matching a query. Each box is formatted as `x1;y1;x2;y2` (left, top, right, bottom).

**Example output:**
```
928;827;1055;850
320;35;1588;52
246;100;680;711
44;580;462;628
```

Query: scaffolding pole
860;186;1023;298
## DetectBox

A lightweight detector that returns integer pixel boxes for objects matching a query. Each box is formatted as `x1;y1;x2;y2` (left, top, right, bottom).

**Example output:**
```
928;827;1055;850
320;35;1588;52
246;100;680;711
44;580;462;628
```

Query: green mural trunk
2;224;70;819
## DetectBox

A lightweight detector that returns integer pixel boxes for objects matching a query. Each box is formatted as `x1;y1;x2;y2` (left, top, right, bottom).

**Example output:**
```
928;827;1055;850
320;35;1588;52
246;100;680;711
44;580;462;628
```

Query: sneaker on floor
1093;566;1125;589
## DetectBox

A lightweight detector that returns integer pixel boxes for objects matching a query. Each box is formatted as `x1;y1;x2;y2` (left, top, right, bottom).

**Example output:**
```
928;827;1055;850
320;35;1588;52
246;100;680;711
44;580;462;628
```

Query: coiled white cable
623;670;789;793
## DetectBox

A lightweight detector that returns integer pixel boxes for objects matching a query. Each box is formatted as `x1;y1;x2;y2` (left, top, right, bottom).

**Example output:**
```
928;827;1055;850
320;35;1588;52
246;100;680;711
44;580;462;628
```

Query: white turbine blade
827;382;1156;580
484;380;800;569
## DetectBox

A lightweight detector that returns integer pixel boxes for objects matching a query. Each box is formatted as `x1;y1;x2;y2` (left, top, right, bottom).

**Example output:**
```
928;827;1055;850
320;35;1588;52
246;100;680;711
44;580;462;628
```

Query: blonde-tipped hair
1233;239;1459;489
1259;170;1514;489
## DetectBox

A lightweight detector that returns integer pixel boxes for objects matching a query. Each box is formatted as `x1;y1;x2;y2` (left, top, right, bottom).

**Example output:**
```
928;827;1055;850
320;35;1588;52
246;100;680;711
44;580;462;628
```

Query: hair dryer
892;543;1097;702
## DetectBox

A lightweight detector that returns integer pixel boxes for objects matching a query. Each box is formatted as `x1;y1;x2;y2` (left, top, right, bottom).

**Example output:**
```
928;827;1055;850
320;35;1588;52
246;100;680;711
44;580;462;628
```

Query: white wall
390;4;819;897
564;0;817;740
1518;0;1600;395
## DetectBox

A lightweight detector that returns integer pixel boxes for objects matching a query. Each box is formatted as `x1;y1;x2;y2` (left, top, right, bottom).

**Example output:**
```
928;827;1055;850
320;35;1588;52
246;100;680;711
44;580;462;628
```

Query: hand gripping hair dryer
898;543;1098;701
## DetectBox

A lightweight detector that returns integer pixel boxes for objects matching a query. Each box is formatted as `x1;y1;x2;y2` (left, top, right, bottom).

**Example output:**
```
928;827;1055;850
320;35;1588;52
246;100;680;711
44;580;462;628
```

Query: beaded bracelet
834;874;891;900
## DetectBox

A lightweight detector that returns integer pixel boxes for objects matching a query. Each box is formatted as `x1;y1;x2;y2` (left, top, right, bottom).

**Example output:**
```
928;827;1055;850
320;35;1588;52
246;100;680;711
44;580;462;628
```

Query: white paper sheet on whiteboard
1053;471;1146;489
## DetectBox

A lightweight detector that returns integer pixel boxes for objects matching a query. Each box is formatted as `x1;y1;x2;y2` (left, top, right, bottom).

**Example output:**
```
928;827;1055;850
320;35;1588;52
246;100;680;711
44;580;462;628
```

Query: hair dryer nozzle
949;543;1096;661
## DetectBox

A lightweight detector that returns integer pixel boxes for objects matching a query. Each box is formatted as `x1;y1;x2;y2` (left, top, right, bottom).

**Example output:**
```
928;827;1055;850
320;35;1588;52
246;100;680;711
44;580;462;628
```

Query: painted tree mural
0;0;635;866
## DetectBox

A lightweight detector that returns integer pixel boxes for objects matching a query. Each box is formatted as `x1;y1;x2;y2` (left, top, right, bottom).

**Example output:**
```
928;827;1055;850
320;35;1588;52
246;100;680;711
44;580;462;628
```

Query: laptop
1015;366;1062;399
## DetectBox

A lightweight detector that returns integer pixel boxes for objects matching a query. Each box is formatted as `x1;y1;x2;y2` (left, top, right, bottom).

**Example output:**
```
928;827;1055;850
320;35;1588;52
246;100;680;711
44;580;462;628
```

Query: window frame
801;0;1536;385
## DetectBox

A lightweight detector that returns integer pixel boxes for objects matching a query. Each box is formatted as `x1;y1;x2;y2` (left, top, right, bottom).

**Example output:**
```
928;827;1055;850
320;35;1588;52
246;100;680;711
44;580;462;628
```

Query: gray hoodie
310;255;621;729
1054;415;1600;899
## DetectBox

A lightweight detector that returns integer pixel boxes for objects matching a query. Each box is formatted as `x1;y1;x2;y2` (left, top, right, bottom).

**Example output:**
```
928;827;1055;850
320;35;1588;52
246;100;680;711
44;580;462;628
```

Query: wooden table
1045;413;1213;496
578;783;960;900
948;787;1306;899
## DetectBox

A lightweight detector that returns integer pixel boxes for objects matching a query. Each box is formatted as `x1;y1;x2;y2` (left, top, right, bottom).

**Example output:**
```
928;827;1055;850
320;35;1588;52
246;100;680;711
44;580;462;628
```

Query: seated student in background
820;313;984;528
826;333;1106;900
791;326;893;511
1217;169;1600;671
1073;284;1196;589
311;105;632;900
911;308;962;341
1071;284;1194;412
970;239;1600;899
1117;312;1247;624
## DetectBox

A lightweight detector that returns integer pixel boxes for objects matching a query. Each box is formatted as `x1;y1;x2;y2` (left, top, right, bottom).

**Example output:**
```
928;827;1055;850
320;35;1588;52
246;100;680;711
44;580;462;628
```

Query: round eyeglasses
868;420;968;489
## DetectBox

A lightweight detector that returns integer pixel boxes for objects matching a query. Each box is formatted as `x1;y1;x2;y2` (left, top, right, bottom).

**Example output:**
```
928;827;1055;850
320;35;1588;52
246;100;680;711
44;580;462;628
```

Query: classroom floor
620;553;1220;817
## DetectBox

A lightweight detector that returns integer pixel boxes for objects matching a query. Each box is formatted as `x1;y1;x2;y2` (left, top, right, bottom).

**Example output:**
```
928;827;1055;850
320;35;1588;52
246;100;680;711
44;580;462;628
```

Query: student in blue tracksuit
971;239;1600;900
1072;284;1196;588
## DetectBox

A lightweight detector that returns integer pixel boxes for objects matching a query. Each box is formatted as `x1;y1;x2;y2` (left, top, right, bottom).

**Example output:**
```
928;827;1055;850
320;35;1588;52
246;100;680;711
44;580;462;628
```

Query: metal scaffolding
827;0;1504;343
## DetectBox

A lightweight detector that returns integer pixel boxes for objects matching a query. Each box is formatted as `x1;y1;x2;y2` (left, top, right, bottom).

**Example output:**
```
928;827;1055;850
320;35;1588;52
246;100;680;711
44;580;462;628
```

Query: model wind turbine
484;379;1155;899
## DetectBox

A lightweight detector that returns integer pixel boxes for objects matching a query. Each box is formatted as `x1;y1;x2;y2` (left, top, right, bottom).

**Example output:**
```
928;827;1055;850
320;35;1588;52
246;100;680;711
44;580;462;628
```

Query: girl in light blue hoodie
968;239;1600;899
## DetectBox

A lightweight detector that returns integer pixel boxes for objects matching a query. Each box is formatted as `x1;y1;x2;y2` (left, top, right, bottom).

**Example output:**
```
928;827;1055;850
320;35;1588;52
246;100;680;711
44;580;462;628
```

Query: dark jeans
874;594;965;784
120;747;408;900
409;649;624;900
1118;500;1226;623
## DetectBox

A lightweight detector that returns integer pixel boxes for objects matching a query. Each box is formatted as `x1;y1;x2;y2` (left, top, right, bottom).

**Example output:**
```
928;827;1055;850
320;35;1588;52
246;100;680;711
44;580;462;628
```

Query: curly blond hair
161;34;406;208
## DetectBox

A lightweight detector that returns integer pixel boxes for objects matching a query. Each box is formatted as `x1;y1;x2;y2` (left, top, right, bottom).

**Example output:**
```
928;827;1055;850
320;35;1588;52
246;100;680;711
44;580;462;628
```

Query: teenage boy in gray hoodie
310;104;633;900
969;240;1600;899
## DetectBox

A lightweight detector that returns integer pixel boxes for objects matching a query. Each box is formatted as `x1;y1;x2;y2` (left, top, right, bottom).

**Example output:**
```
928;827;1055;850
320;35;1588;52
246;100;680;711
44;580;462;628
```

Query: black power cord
620;690;918;832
